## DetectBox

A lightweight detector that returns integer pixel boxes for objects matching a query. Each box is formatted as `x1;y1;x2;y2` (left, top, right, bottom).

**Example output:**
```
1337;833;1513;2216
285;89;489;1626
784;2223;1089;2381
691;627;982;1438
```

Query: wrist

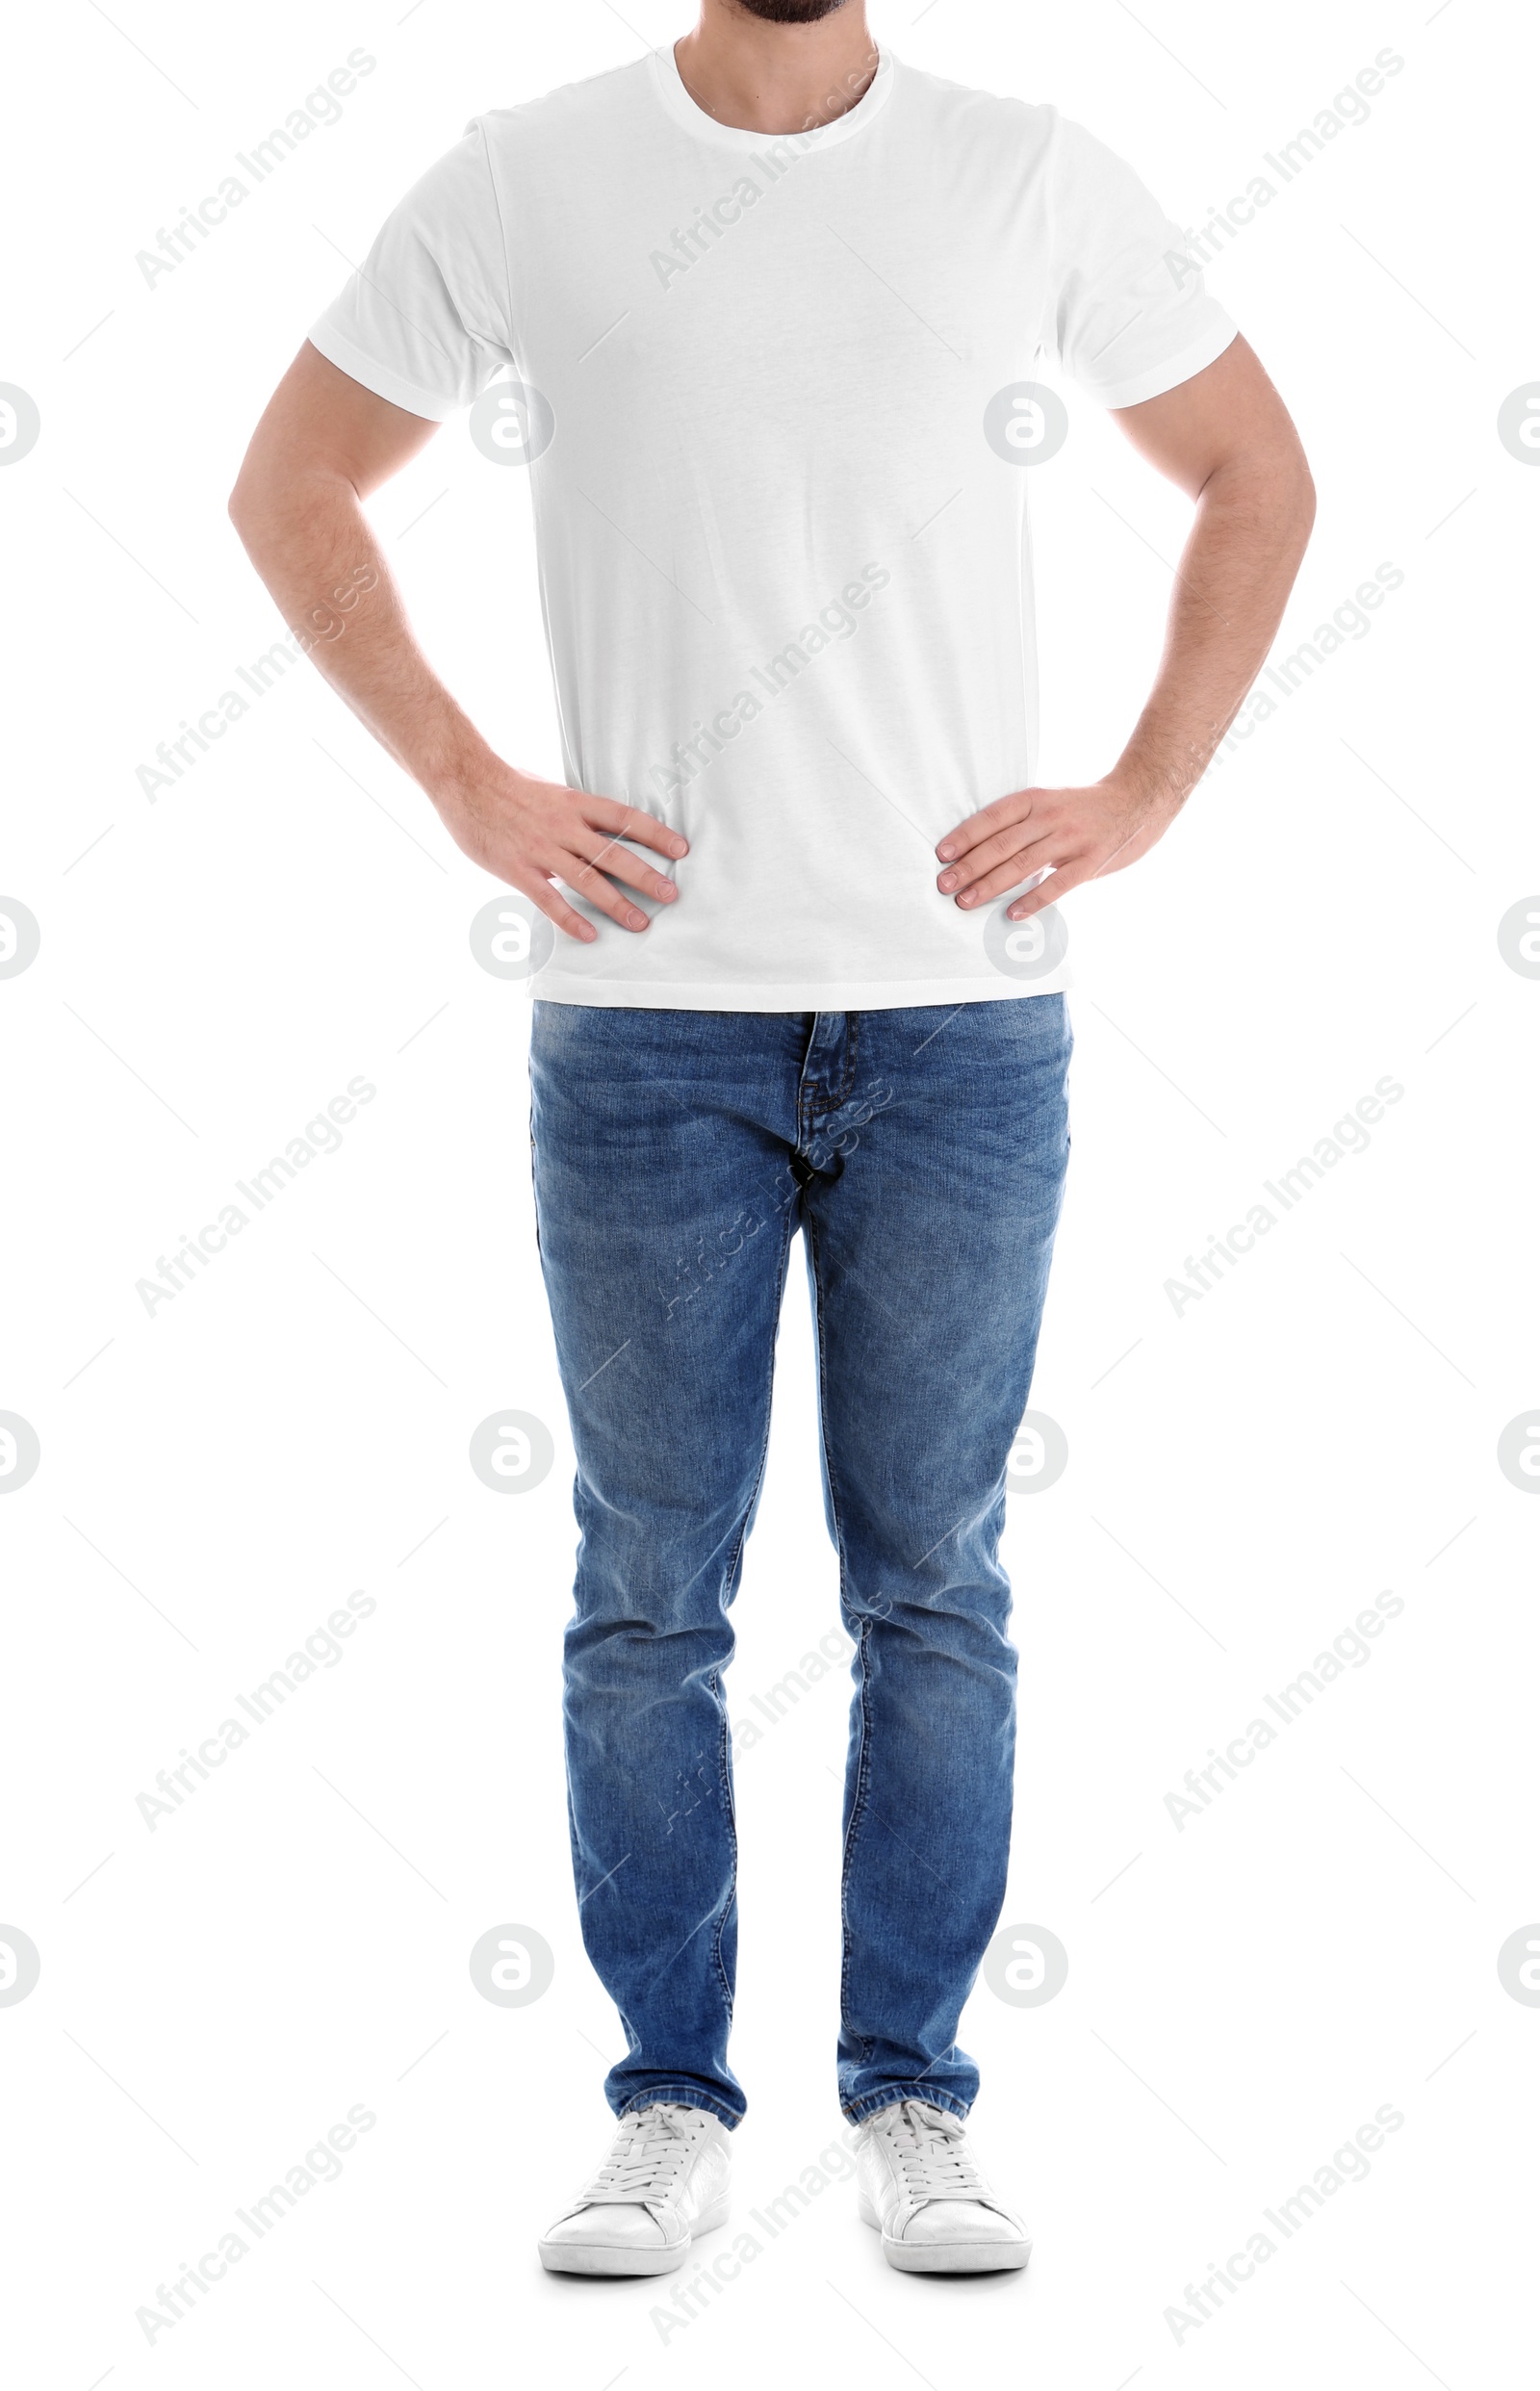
422;724;507;819
1100;756;1188;825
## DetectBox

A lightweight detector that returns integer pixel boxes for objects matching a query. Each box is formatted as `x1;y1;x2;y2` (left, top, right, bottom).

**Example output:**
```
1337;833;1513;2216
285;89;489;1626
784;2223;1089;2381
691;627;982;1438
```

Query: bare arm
935;335;1316;920
227;343;684;942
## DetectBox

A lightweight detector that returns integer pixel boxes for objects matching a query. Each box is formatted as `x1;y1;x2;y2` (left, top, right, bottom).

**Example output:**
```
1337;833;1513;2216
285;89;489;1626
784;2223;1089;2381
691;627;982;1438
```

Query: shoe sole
538;2195;731;2277
859;2191;1031;2275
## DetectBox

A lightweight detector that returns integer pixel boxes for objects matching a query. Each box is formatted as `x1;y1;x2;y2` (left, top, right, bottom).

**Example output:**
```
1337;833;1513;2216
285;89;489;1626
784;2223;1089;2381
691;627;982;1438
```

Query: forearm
935;359;1318;920
227;466;492;803
1115;454;1316;811
227;345;678;940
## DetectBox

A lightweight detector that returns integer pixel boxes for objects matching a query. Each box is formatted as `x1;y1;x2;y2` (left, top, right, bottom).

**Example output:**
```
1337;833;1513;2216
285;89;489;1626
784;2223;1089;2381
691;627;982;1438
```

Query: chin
731;0;854;22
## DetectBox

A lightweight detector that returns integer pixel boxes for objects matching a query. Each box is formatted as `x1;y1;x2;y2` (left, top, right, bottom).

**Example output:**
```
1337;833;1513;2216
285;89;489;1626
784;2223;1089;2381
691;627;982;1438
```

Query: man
231;0;1313;2279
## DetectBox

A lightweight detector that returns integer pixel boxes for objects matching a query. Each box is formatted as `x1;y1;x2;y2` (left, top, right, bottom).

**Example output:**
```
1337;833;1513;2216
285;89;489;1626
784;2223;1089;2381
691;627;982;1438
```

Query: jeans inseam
527;1094;542;1260
706;1197;799;2028
805;1209;876;2071
841;1620;876;2070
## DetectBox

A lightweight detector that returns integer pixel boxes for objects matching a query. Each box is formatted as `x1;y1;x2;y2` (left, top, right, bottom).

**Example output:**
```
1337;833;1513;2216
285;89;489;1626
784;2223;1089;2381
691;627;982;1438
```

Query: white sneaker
538;2102;732;2276
856;2099;1031;2274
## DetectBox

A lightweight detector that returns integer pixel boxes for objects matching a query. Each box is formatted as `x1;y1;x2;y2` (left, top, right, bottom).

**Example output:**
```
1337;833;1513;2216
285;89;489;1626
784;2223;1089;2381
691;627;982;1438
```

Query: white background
2;0;1536;2384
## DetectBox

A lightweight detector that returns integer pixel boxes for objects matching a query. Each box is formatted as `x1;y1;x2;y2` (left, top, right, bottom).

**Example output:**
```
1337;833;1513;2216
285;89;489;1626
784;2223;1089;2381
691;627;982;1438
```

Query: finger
504;869;599;944
953;840;1086;910
1006;861;1093;919
570;832;680;906
936;789;1036;863
584;797;689;861
937;818;1060;895
552;850;654;933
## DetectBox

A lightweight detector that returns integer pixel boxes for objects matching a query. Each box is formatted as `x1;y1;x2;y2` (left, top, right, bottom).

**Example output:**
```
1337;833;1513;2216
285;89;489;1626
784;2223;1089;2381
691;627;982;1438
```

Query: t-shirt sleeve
1047;113;1239;410
307;120;514;421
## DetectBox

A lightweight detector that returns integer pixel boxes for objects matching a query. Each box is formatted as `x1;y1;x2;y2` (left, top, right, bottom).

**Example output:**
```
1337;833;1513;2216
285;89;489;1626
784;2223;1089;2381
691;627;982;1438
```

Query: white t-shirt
310;45;1236;1009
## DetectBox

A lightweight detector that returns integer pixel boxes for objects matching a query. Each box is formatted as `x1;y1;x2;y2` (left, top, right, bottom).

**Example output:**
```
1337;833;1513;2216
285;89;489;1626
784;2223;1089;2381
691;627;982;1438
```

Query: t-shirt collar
649;39;896;153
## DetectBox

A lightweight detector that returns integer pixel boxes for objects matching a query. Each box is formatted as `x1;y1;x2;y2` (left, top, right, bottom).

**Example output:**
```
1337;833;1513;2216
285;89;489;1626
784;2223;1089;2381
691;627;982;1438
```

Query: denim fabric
528;999;1071;2128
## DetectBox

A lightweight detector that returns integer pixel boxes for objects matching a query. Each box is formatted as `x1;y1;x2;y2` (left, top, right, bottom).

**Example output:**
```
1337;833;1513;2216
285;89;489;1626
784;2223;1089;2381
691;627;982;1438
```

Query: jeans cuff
615;2085;742;2131
840;2086;972;2127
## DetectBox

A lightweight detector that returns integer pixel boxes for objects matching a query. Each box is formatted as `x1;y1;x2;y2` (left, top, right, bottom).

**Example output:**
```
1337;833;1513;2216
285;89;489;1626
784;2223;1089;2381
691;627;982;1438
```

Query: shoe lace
582;2103;705;2205
877;2099;988;2203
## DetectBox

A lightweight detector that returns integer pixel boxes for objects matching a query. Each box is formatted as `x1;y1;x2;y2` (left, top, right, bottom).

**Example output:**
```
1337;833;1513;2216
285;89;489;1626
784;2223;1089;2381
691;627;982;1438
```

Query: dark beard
729;0;853;20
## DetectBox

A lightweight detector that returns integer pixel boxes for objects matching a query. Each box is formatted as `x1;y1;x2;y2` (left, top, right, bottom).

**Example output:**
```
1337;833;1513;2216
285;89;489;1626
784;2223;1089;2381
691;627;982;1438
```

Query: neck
674;1;878;136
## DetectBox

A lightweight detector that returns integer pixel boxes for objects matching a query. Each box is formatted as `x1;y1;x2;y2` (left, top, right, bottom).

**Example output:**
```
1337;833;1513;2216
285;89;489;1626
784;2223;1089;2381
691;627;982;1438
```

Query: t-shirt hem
306;322;457;423
1079;317;1239;411
528;970;1072;1011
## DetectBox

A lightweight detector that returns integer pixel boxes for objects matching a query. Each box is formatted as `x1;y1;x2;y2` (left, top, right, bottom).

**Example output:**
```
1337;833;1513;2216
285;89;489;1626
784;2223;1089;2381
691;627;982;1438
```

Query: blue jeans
528;999;1071;2128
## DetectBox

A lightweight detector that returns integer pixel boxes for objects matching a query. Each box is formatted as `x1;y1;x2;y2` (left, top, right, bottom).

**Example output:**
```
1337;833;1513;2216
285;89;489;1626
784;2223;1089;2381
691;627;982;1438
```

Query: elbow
227;472;258;549
227;460;286;564
1245;441;1317;571
1292;454;1319;551
1204;434;1317;553
1275;415;1318;552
